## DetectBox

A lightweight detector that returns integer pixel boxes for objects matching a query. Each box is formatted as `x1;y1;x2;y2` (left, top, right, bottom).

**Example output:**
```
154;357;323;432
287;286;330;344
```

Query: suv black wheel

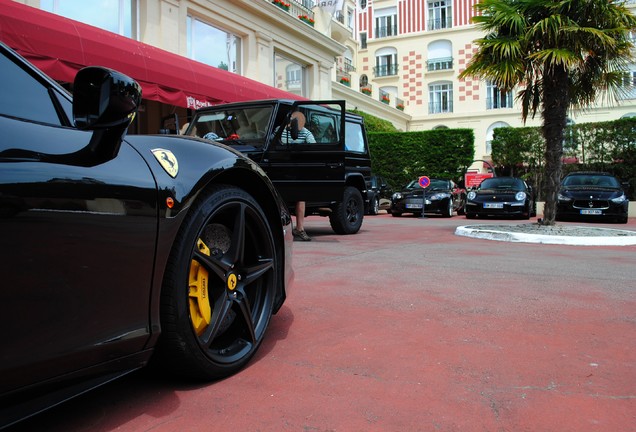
330;186;364;234
157;185;277;379
369;196;380;215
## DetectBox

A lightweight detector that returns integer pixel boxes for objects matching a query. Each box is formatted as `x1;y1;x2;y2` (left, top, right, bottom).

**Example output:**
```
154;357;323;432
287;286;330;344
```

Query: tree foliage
348;109;398;133
460;0;636;225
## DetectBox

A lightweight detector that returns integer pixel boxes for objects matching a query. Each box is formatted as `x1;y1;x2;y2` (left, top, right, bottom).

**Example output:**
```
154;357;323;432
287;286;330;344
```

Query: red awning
0;1;303;108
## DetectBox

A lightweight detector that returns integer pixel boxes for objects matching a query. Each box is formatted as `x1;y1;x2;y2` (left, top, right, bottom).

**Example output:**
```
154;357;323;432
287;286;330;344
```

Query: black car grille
573;199;609;209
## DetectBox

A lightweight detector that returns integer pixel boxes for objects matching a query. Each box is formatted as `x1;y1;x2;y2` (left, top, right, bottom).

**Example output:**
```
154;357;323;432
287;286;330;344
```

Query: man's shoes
293;228;312;241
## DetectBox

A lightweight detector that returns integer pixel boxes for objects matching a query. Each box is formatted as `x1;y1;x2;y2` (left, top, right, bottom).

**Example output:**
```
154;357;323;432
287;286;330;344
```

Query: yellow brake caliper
189;239;212;336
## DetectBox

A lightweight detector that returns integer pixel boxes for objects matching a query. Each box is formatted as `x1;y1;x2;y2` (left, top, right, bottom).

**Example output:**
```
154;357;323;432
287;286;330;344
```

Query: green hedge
368;129;475;189
491;117;636;199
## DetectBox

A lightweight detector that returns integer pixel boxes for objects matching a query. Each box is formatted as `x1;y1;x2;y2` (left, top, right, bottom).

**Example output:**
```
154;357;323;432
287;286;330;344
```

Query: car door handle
327;163;343;168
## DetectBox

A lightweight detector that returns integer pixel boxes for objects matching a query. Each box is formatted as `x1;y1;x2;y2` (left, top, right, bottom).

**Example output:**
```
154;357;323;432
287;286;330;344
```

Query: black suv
186;100;372;234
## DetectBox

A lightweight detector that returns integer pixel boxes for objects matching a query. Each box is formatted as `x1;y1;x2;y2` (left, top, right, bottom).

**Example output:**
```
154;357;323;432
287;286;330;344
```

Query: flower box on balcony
273;0;290;11
339;77;351;86
396;104;404;111
381;95;390;104
361;87;372;96
298;15;315;26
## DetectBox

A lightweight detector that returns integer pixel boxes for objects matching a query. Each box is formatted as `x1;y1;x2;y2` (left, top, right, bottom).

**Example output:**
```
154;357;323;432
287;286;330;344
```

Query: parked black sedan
390;178;466;217
465;176;535;219
0;42;293;428
556;172;629;223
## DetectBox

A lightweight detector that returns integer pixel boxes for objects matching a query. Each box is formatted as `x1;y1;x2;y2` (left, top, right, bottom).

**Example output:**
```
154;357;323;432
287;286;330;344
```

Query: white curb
455;225;636;246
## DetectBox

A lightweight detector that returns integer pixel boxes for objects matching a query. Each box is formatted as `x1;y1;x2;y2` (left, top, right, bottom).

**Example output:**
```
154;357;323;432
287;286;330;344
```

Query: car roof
564;171;613;177
194;99;364;122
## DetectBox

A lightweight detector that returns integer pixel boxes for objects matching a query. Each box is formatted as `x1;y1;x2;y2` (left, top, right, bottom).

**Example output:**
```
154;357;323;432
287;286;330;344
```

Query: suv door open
187;99;371;234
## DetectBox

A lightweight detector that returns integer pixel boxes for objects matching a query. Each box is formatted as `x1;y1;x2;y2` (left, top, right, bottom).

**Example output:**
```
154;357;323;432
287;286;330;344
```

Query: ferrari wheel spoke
200;293;233;346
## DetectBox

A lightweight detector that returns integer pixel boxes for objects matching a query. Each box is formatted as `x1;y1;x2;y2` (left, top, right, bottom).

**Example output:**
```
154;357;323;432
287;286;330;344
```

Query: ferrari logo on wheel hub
227;273;238;290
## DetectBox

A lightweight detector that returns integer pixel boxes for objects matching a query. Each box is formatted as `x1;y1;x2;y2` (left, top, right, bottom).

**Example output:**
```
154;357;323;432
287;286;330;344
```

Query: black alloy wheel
369;196;380;215
330;186;364;234
157;185;278;379
444;198;453;218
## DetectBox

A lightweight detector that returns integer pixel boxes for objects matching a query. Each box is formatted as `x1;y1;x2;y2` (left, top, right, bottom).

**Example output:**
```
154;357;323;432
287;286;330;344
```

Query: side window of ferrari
0;50;63;125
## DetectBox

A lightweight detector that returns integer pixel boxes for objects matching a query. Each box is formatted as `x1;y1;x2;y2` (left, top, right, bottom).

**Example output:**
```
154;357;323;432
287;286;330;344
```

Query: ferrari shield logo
152;149;179;178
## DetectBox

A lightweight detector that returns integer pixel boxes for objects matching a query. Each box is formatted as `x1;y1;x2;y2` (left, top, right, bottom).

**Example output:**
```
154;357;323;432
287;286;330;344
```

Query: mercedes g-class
185;100;372;234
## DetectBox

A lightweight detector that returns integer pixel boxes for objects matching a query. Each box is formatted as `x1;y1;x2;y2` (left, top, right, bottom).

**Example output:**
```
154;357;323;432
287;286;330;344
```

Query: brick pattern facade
457;43;480;102
402;51;424;105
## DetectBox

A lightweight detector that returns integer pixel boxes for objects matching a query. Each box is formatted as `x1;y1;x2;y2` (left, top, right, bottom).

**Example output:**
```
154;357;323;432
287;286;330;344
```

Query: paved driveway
10;215;636;432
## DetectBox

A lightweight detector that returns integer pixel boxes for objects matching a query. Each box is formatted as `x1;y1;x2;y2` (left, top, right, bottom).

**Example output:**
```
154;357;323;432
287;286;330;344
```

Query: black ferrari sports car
556;172;629;223
0;42;293;427
390;178;466;217
464;176;535;219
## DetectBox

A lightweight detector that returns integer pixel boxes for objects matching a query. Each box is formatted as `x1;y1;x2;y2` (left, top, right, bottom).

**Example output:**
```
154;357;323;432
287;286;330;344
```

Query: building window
374;48;398;77
41;0;136;38
275;54;307;96
486;82;513;109
360;32;367;50
427;57;453;71
429;82;453;113
428;1;452;31
427;40;453;71
620;70;636;99
375;8;398;38
187;17;241;73
359;0;367;10
486;122;510;154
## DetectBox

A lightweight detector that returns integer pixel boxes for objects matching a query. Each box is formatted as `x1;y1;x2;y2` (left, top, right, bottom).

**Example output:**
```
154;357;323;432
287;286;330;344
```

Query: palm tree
460;0;636;225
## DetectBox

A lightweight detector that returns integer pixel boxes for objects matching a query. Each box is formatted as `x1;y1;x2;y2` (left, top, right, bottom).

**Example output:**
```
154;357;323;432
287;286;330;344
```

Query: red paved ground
10;215;636;432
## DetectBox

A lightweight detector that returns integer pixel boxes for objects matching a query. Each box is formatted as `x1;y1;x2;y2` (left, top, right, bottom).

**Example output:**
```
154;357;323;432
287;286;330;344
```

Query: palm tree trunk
540;66;569;226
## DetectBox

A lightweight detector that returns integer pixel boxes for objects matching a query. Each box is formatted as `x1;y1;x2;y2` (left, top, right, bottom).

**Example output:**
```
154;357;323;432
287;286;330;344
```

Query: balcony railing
273;0;314;25
379;90;391;104
375;25;398;39
427;17;452;31
428;100;453;114
486;94;514;109
337;73;351;86
427;57;453;71
373;64;399;77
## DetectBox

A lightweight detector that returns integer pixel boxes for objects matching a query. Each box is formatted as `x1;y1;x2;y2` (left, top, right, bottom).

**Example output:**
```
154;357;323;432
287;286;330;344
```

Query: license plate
484;203;503;209
580;209;602;215
406;203;423;209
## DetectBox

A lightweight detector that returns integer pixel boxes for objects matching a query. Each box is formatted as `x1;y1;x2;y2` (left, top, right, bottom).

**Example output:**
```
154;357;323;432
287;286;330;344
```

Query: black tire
457;200;466;216
466;212;476;219
329;186;364;234
391;210;402;217
157;185;278;379
443;199;453;218
369;197;380;216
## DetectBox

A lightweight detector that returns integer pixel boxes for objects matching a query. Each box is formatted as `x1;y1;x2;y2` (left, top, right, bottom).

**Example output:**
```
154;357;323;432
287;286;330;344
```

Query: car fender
125;134;291;345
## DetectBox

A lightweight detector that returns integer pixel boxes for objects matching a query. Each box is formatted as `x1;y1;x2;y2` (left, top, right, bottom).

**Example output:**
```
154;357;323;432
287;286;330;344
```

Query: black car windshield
480;177;524;190
562;174;620;188
188;106;274;144
406;179;449;190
